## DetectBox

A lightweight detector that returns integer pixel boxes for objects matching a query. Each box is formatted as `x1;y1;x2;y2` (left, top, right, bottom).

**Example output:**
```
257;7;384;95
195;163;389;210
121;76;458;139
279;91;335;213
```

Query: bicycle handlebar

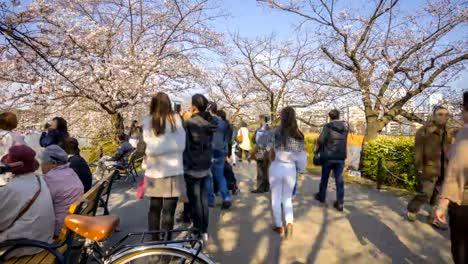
0;238;65;264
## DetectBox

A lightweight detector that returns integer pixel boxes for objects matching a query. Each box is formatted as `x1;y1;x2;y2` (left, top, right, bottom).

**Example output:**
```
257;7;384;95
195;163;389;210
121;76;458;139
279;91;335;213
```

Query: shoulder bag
0;176;42;233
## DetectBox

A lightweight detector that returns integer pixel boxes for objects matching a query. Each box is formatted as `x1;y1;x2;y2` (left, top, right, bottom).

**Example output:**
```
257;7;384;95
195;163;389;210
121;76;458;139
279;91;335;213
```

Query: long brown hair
150;92;176;136
279;106;304;146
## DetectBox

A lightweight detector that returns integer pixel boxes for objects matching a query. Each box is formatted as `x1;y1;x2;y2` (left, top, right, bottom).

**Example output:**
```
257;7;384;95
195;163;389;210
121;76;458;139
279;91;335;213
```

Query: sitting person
40;117;70;149
41;145;84;236
64;138;93;192
0;112;26;158
95;133;134;179
0;145;55;258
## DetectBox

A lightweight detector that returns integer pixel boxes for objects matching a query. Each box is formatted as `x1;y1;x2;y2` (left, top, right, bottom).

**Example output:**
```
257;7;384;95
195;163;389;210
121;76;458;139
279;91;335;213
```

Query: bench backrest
100;170;117;207
56;170;114;243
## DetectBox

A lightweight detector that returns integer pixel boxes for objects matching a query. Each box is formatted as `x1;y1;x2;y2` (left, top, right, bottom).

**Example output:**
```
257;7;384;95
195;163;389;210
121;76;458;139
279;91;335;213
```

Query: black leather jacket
183;112;216;173
317;121;348;161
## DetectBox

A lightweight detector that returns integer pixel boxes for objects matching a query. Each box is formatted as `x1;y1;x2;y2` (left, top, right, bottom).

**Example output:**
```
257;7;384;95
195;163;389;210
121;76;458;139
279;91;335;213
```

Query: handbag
313;148;323;166
237;134;243;143
136;176;146;199
0;176;42;233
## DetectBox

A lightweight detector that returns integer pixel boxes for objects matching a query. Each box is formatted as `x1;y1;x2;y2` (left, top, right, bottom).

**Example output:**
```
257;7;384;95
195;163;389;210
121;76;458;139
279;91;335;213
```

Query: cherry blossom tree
0;0;223;135
260;0;468;143
209;35;332;125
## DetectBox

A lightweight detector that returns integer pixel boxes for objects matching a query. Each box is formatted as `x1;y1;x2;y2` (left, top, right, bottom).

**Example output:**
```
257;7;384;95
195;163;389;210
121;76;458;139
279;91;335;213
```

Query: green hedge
361;136;417;191
81;139;118;164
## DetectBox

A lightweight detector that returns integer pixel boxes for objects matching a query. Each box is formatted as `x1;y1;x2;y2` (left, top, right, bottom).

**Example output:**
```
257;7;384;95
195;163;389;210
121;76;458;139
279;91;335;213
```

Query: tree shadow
346;205;433;264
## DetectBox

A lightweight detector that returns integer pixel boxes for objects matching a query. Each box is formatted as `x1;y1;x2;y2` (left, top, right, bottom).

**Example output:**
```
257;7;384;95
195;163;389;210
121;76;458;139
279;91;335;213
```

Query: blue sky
212;0;467;90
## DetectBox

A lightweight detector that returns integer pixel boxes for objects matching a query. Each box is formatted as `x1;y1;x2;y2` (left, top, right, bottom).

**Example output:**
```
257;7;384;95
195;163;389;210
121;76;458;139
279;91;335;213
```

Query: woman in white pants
262;107;307;238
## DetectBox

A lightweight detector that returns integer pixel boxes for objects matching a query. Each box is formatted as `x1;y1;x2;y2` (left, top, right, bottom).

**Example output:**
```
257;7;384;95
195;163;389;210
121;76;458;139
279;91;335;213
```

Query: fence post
377;158;383;190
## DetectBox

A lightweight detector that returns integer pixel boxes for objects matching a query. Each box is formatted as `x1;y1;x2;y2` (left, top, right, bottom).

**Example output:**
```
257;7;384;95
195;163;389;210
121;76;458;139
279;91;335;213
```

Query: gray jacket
111;141;134;166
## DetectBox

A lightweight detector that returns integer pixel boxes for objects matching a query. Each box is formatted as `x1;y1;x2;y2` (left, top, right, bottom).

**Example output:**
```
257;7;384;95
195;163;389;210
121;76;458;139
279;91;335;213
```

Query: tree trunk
111;112;125;137
363;121;381;144
359;115;384;170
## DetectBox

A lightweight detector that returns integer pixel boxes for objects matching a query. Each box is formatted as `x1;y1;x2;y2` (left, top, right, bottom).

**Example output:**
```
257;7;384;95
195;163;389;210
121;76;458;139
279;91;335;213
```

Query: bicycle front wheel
108;245;215;264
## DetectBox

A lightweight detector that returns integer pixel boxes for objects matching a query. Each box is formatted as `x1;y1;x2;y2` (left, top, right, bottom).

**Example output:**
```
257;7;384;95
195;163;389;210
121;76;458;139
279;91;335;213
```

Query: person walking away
143;92;186;241
128;120;142;149
177;111;193;225
237;121;252;162
260;107;307;238
231;125;239;166
39;117;69;149
218;110;238;194
434;92;468;264
206;102;232;209
0;145;55;258
41;145;84;236
314;109;349;212
183;94;216;242
64;137;93;192
407;106;453;228
251;115;271;194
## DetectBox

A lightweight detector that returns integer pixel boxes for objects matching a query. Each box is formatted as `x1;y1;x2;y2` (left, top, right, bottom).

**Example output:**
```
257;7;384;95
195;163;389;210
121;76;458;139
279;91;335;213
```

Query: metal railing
376;157;414;190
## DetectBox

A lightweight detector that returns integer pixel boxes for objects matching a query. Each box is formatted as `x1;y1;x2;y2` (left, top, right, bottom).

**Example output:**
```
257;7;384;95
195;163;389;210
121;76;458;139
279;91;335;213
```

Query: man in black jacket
315;109;349;211
183;94;216;242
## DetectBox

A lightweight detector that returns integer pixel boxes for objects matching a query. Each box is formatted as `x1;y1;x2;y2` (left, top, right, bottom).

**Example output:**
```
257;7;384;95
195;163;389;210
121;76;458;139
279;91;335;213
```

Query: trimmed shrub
361;136;417;190
81;139;118;164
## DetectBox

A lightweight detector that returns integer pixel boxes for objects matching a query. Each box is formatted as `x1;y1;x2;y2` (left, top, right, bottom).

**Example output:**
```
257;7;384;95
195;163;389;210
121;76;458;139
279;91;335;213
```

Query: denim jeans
318;160;345;204
185;175;209;234
207;150;231;205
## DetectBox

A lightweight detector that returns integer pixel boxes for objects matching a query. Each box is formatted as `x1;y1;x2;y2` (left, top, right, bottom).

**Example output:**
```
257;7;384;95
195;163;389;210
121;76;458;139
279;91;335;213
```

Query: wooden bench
3;170;116;264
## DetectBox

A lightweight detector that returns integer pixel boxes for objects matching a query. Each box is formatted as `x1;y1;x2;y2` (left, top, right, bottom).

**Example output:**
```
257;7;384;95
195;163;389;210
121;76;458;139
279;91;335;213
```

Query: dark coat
68;154;93;192
415;121;454;181
317;121;349;161
183;112;216;173
40;130;69;149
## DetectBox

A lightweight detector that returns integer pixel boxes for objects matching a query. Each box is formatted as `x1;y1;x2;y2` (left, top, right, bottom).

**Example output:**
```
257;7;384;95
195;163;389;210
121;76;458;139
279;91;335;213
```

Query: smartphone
174;103;181;113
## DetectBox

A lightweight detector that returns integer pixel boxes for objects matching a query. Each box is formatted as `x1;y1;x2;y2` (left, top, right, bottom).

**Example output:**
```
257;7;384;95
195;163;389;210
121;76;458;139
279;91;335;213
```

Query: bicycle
0;214;215;264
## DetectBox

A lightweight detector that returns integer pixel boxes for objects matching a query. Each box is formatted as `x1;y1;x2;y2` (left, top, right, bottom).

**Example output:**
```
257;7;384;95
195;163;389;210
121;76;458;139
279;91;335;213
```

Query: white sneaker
201;233;209;242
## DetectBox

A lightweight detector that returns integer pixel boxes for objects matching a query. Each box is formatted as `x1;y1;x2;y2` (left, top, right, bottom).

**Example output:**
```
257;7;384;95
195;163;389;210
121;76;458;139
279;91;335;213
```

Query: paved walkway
106;162;452;264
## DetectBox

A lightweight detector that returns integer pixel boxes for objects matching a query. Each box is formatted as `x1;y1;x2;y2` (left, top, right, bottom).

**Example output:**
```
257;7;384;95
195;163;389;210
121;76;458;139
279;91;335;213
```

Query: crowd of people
0;91;467;264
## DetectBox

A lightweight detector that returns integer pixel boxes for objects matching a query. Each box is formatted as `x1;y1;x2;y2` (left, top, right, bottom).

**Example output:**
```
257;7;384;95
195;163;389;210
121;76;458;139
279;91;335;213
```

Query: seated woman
64;138;93;192
41;145;84;236
0;112;26;158
39;117;69;149
0;145;55;258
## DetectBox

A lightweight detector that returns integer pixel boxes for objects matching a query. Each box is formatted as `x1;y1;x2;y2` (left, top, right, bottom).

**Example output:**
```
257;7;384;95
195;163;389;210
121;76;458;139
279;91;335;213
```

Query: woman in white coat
143;92;186;241
237;121;252;161
261;107;307;238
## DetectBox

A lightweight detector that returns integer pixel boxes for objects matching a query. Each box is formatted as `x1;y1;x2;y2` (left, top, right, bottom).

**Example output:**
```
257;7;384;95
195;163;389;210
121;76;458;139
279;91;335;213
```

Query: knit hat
1;145;39;175
41;145;68;165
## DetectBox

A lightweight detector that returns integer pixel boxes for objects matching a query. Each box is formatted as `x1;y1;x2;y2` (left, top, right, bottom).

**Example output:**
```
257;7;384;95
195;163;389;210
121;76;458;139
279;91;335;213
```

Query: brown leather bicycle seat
64;214;120;241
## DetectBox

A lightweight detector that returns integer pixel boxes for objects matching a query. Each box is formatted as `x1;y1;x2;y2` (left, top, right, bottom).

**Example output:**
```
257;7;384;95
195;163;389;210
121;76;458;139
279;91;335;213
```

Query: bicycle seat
64;215;120;241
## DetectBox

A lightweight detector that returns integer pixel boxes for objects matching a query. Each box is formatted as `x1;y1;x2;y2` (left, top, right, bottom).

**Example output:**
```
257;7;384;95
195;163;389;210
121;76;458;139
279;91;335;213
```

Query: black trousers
185;175;209;234
148;197;178;240
256;160;270;192
239;149;250;161
449;204;468;264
